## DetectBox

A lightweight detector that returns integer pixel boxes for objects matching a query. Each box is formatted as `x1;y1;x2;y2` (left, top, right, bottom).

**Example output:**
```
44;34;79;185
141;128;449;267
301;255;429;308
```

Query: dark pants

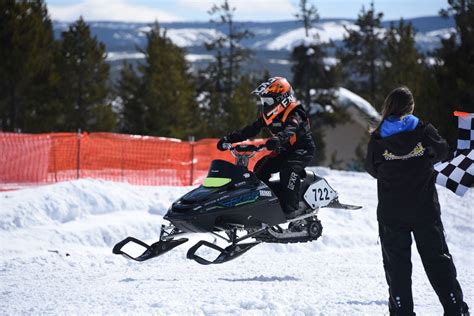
253;148;313;213
378;218;468;316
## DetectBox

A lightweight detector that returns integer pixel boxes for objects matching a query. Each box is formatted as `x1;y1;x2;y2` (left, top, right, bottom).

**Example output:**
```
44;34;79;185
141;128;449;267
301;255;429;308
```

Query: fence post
121;139;125;182
53;135;58;183
189;136;195;186
76;129;81;180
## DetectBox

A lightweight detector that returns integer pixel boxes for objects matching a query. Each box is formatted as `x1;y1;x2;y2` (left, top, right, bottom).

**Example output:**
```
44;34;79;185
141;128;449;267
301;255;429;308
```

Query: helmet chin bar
263;104;280;119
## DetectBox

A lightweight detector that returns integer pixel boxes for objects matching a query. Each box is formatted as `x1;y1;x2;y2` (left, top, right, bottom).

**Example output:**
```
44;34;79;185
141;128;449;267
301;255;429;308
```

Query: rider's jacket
365;120;448;223
226;104;315;152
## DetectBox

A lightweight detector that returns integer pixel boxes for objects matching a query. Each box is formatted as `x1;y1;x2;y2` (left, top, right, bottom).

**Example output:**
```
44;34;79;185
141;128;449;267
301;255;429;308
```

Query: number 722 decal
315;187;331;201
303;179;338;209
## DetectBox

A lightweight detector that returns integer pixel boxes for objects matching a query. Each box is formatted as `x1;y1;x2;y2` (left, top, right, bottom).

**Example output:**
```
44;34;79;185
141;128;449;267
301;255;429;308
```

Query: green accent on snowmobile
202;177;232;188
235;196;259;206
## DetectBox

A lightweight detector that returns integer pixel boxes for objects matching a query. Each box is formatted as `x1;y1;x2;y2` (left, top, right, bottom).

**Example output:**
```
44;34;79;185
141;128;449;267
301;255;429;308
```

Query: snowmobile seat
300;170;322;195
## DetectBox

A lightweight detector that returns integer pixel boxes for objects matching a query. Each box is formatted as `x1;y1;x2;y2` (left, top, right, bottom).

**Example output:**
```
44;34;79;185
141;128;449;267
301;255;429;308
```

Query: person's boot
443;298;469;316
284;201;311;220
284;208;303;220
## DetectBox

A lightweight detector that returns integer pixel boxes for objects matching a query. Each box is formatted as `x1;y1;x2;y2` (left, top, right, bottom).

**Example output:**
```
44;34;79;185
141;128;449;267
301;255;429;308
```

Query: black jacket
226;105;315;152
365;121;449;223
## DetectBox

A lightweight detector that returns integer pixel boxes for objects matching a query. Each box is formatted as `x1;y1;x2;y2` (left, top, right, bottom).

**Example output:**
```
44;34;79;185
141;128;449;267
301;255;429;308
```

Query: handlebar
224;143;266;152
222;143;266;159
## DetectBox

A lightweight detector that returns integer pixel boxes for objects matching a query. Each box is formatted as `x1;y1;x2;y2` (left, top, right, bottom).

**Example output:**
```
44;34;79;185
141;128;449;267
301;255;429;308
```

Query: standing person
217;76;315;220
365;86;469;316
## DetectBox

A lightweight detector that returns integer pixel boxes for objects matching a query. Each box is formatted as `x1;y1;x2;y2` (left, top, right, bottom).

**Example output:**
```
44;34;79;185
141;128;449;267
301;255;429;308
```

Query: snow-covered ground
1;168;472;315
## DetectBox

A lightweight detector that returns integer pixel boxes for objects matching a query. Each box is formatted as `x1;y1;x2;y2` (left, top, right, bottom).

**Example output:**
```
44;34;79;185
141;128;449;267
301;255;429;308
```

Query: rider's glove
265;137;282;152
217;136;230;151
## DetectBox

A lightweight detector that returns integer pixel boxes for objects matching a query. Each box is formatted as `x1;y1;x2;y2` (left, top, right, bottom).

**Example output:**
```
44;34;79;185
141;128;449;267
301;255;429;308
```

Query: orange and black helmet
252;77;297;125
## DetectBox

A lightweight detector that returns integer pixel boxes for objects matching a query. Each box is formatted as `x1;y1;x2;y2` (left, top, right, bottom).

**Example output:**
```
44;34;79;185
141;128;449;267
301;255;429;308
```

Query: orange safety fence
0;132;267;189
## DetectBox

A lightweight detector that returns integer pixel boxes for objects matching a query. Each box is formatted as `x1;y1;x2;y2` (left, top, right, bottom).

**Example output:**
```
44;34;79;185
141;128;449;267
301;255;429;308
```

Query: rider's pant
378;218;469;316
253;148;313;214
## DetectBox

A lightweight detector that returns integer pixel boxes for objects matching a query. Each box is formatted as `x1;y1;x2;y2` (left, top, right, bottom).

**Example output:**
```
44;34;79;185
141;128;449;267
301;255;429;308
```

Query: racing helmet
252;77;297;125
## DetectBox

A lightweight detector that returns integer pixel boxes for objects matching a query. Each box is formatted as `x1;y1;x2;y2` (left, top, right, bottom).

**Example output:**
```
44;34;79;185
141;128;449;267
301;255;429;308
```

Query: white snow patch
0;169;472;314
268;58;292;65
249;27;273;36
415;27;456;43
107;51;145;61
185;54;215;63
265;21;359;50
138;27;224;47
324;56;338;66
336;87;381;120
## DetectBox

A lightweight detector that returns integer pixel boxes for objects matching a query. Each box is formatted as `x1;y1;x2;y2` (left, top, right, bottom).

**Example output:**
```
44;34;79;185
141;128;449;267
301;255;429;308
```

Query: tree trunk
228;19;234;96
8;84;17;132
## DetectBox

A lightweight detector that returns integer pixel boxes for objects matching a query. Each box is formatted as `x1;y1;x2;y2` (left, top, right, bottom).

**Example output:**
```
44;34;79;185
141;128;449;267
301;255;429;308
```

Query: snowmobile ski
325;198;362;210
112;236;188;262
186;240;261;265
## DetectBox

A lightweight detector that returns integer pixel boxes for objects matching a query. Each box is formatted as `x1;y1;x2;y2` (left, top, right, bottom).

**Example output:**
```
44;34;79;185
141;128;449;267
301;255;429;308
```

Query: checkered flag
434;112;473;197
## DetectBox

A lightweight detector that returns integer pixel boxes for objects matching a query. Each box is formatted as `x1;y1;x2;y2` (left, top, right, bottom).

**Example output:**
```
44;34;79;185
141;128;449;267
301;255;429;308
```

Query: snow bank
0;180;191;256
0;179;188;230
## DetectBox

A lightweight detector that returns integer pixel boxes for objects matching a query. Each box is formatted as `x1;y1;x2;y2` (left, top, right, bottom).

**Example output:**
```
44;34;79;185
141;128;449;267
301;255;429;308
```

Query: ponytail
374;86;415;133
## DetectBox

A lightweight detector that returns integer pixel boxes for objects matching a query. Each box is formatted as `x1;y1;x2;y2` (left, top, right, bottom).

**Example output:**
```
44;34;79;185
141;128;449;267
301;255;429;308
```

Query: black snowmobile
113;144;361;265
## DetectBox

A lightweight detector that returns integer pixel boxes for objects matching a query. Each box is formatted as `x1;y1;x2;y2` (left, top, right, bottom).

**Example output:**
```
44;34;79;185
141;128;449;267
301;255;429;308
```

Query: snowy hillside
54;16;455;55
262;23;455;52
1;168;472;314
262;21;361;51
57;17;455;79
138;26;225;47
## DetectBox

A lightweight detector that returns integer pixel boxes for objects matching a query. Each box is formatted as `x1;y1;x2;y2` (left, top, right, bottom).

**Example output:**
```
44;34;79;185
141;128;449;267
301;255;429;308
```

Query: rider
217;76;315;219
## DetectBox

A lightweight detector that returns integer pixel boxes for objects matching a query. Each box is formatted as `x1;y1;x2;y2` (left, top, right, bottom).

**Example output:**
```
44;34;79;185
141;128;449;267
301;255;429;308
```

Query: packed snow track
1;168;472;315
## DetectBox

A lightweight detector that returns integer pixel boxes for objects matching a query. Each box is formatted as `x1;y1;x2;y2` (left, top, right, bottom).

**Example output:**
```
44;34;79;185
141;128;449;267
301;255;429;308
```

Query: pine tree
291;0;323;108
116;62;144;134
135;22;199;138
0;0;58;132
291;44;339;108
380;19;426;100
295;0;319;37
196;61;226;137
226;75;257;132
292;0;346;165
337;2;385;107
199;0;255;136
56;17;115;132
429;0;474;145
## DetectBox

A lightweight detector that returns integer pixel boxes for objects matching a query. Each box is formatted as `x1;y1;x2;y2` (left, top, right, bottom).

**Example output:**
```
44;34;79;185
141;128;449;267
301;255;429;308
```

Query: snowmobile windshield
202;159;250;188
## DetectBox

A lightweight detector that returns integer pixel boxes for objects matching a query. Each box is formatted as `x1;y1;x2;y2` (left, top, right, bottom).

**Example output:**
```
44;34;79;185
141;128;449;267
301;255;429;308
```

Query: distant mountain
53;16;455;80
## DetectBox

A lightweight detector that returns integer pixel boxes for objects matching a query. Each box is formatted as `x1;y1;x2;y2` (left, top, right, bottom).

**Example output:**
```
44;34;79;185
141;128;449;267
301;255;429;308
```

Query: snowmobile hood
177;160;257;205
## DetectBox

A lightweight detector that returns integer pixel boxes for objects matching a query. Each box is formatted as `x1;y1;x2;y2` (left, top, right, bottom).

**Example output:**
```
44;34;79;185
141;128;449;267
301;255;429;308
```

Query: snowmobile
113;143;361;265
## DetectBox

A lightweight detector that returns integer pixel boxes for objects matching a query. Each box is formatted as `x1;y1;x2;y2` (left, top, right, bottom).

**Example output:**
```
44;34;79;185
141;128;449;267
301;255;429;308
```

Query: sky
45;0;448;23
